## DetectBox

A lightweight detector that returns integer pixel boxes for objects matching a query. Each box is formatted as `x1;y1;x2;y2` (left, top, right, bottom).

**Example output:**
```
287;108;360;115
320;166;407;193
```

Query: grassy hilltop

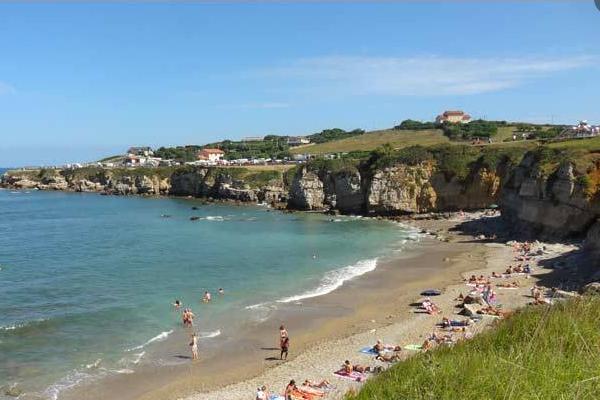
347;296;600;400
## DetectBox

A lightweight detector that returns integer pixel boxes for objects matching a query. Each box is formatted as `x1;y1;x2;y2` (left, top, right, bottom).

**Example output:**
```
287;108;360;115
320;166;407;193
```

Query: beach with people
51;209;579;400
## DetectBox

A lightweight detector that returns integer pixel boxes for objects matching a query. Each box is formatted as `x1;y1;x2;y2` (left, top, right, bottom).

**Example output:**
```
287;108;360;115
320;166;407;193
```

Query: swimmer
173;299;181;309
218;288;224;295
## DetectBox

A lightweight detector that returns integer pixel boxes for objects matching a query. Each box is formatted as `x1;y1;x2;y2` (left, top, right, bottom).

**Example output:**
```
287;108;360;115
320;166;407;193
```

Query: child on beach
202;291;211;303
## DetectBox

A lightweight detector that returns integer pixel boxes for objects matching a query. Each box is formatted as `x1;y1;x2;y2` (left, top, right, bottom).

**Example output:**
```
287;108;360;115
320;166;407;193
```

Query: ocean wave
244;301;271;310
199;329;221;339
0;318;49;332
277;258;378;303
205;215;225;221
125;330;173;352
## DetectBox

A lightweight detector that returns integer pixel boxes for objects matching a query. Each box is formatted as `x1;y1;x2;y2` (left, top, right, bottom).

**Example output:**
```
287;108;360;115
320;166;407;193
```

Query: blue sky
1;2;599;166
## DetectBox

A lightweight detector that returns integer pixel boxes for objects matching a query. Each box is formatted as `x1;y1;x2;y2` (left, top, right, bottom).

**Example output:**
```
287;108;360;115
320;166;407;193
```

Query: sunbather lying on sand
421;298;440;314
302;380;331;389
497;282;519;288
477;306;505;317
376;352;400;362
441;317;471;328
342;360;371;373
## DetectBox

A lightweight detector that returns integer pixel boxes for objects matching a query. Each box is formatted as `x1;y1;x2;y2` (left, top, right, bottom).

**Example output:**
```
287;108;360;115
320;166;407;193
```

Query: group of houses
559;120;600;139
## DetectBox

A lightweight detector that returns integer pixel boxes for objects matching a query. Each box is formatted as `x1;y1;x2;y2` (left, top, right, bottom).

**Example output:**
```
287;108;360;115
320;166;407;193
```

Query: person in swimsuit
279;324;288;344
218;288;224;295
284;380;297;400
203;291;211;303
280;336;289;360
173;299;181;309
189;333;198;360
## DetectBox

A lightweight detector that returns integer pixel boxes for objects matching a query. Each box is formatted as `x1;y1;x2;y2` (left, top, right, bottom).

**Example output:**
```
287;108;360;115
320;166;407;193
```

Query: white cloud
0;81;15;95
254;55;597;96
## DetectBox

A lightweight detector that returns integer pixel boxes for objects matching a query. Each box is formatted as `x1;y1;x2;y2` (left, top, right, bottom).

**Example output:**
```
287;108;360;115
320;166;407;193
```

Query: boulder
581;282;600;296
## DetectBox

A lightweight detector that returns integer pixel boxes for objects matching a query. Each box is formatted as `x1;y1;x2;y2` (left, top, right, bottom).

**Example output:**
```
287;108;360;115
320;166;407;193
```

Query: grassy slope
289;129;449;155
347;296;600;400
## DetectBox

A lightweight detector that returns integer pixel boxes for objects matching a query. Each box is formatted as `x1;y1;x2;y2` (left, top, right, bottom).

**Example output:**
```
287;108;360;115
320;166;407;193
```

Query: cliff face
288;162;503;215
500;153;600;239
1;167;285;203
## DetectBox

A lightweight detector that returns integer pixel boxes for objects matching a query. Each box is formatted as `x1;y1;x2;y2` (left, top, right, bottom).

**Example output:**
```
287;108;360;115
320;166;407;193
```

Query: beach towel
333;370;366;382
359;346;378;355
497;286;519;290
403;344;423;351
269;396;285;400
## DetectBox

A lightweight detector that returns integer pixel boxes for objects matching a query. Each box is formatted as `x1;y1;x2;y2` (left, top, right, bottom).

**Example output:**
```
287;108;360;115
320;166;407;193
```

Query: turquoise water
0;190;414;399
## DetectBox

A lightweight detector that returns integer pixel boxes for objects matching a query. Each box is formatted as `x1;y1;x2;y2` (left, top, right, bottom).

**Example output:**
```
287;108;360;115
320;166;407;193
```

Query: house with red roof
435;110;472;124
197;148;225;162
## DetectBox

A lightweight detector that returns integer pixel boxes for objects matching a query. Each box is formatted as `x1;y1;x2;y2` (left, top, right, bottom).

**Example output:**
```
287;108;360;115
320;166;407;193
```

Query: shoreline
58;222;473;400
155;212;578;400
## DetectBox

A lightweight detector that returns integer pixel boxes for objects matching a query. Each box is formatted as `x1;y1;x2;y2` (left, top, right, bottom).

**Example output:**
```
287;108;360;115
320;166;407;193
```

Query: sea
0;189;418;399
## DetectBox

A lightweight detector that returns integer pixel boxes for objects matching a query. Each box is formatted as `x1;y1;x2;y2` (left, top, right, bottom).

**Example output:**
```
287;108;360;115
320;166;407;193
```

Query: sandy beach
106;211;577;400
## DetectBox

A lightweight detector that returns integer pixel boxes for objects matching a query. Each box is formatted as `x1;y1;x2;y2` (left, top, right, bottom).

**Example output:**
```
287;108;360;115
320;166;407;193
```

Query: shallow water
0;190;415;399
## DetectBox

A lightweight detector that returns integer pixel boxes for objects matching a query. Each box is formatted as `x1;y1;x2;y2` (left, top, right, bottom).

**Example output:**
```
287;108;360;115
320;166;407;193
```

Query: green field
289;129;449;155
347;296;600;400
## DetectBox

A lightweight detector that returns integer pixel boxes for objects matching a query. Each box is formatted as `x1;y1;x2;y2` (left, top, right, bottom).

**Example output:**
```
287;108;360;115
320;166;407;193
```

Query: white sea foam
0;318;48;331
205;215;225;221
199;329;221;339
244;301;271;310
277;258;378;303
43;371;94;400
125;330;173;352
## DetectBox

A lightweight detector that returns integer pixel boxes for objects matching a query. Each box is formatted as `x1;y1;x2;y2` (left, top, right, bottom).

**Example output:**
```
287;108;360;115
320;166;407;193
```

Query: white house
287;136;311;146
435;110;472;124
197;148;225;162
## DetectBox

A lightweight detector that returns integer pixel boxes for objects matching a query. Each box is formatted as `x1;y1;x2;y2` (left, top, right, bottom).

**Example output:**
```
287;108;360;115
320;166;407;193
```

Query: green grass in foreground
347;296;600;400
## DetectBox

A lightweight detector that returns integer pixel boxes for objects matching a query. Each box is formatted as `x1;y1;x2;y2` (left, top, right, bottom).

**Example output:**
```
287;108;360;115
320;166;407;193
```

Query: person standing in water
202;291;211;303
189;333;198;360
218;288;224;295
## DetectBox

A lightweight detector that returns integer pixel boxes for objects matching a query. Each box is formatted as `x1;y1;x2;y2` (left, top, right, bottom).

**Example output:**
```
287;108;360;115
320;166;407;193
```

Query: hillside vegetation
347;296;600;400
290;129;449;155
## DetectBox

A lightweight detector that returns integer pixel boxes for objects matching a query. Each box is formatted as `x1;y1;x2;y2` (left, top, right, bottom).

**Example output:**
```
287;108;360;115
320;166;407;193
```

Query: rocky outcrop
500;154;599;239
287;161;504;215
288;167;325;210
366;163;437;214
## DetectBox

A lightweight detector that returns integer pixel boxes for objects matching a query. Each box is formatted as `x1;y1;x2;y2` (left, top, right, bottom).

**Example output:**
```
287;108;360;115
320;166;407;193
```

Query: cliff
5;144;600;245
287;151;508;215
1;166;287;204
500;149;600;243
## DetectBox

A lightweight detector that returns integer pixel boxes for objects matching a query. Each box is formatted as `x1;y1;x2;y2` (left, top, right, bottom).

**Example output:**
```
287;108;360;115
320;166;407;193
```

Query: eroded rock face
366;164;437;215
432;168;501;210
288;167;325;210
323;170;364;214
501;157;598;238
169;168;211;197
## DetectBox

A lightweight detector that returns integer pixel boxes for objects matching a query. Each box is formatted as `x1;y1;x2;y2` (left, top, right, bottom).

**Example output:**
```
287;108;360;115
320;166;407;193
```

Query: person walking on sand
280;335;289;360
189;333;198;360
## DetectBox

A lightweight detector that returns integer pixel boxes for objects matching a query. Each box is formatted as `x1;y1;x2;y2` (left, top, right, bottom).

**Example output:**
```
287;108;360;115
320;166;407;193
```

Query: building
242;136;264;142
287;136;311;146
127;146;154;157
435;110;472;124
559;121;600;139
197;148;225;162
